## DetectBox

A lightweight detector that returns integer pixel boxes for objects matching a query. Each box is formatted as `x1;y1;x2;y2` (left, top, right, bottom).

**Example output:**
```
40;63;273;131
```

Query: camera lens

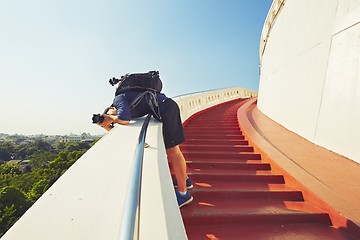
92;114;104;124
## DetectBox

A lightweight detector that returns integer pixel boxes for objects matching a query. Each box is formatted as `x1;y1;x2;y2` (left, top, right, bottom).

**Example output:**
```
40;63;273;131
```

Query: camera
92;114;104;124
109;77;121;86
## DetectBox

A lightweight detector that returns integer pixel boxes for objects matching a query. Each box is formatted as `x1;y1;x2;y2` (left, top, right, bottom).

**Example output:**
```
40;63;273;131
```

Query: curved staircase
179;99;356;240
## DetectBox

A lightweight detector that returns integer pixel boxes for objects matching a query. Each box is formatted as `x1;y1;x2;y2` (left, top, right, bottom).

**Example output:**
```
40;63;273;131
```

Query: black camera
109;77;121;86
92;114;104;124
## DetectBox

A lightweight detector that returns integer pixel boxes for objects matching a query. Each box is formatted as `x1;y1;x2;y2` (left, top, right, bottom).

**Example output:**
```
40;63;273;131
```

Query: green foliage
54;141;66;151
12;140;52;160
28;179;51;200
64;141;91;152
0;205;17;234
0;149;11;161
0;163;21;176
0;186;31;213
0;186;32;235
0;140;93;237
0;143;14;162
28;151;56;169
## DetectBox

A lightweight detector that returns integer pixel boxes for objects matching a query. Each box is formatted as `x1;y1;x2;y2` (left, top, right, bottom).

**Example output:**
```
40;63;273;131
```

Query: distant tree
13;140;52;160
54;141;66;151
33;140;51;152
90;139;100;147
0;139;94;236
48;149;85;175
64;142;91;152
48;151;68;174
0;186;31;211
0;163;21;177
28;152;56;169
14;145;33;160
0;142;14;152
67;149;87;162
7;171;38;193
0;205;17;237
28;179;51;200
0;149;11;161
0;186;32;236
0;143;14;161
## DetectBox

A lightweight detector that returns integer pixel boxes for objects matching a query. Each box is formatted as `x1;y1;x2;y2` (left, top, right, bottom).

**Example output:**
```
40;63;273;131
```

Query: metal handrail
119;114;152;240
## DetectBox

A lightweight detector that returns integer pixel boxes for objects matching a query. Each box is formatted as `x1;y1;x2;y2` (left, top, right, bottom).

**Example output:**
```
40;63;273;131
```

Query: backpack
109;71;163;96
109;71;163;120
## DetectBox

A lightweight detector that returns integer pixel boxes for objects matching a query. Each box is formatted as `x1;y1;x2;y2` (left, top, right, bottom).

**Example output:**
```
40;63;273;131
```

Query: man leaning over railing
95;87;193;208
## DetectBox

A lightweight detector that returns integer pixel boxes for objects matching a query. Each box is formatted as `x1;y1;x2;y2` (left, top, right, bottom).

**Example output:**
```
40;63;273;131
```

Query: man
97;90;193;208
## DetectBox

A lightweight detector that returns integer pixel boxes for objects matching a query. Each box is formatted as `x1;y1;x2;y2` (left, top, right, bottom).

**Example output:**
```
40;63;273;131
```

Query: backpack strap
129;91;162;120
129;92;147;110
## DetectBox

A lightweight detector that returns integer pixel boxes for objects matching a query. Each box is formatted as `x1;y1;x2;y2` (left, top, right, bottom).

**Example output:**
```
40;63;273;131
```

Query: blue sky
0;0;272;135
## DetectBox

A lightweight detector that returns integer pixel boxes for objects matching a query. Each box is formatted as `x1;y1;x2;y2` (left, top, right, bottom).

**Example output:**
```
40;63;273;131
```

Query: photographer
95;90;193;208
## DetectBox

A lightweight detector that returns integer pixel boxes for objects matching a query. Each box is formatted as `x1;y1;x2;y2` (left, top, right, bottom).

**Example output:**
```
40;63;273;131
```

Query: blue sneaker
173;177;193;190
176;190;193;208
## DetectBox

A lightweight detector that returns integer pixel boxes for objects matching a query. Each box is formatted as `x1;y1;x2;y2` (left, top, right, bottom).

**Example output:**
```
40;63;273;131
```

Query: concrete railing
1;87;256;240
259;0;286;63
174;87;257;122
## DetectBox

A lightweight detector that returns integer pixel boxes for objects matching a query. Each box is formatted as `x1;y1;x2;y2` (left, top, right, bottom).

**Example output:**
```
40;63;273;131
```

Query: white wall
258;0;360;163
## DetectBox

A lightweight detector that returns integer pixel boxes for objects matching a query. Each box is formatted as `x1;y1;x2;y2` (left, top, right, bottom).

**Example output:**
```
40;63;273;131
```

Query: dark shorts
161;98;185;149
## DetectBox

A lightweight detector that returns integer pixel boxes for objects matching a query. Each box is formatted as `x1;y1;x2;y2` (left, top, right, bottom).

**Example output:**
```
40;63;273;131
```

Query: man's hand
97;114;130;131
98;114;114;131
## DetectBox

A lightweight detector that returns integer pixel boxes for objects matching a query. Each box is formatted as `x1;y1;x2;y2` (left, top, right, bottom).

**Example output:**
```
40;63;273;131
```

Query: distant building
0;133;102;145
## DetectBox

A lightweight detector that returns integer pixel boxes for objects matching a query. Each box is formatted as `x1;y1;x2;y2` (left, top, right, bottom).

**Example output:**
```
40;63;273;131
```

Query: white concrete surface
258;0;360;163
1;87;255;240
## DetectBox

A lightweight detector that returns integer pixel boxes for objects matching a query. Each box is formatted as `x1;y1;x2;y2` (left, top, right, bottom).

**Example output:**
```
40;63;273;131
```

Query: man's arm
98;114;130;131
107;114;130;125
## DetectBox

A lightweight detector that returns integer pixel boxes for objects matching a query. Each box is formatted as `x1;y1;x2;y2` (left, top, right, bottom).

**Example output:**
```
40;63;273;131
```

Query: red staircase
179;99;356;240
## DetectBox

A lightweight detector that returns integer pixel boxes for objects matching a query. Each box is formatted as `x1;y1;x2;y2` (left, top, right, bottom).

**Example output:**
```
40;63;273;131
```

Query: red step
180;99;357;239
182;200;331;225
184;133;245;140
185;223;355;240
180;144;253;152
184;126;241;132
186;123;238;128
191;187;304;202
183;139;249;145
184;129;243;135
193;117;238;121
184;158;263;164
186;161;271;170
185;125;240;130
187;171;285;184
183;151;261;159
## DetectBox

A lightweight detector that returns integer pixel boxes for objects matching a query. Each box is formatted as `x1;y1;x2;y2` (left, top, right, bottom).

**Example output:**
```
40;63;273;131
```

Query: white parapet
1;87;255;240
174;87;257;122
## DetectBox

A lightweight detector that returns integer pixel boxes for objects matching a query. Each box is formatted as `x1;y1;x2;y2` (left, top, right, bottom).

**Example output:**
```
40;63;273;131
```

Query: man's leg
166;145;187;192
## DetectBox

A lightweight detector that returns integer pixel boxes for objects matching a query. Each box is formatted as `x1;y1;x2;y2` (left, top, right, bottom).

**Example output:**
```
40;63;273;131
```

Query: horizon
0;132;103;137
0;0;272;135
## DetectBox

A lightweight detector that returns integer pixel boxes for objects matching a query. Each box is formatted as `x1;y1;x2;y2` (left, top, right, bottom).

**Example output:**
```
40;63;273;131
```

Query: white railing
1;87;256;240
259;0;286;63
174;87;257;122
